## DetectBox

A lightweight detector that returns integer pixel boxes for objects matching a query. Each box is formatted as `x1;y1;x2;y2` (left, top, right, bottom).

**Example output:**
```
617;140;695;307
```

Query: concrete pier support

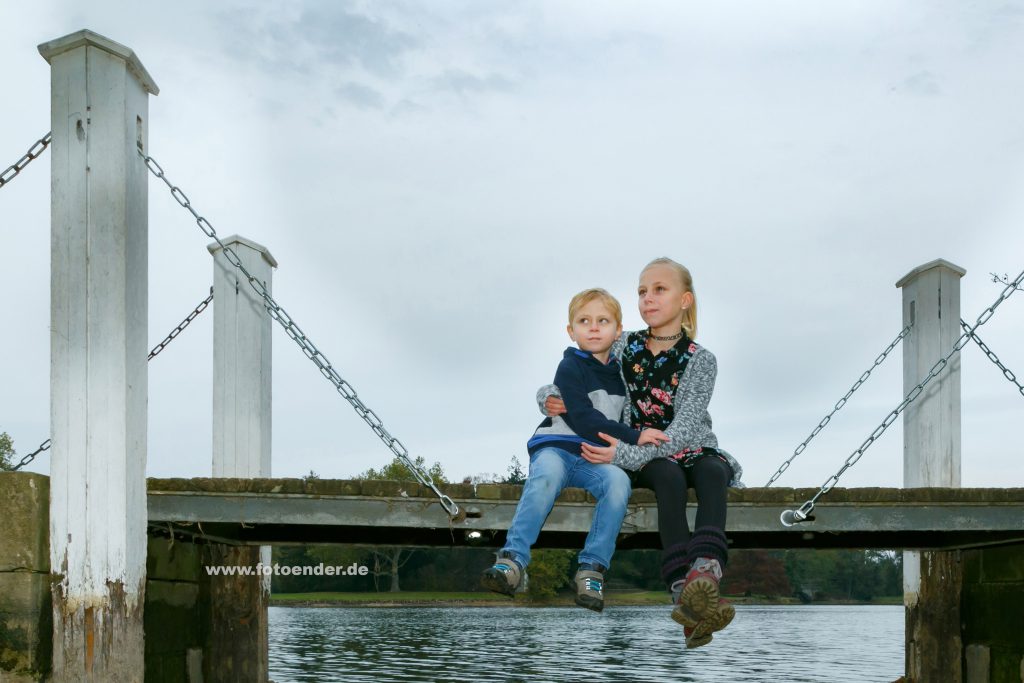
961;543;1024;682
0;473;51;681
896;258;966;682
206;236;276;683
39;30;158;682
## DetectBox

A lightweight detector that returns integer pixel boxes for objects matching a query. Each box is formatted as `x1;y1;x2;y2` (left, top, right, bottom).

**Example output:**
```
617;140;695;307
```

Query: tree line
272;543;902;602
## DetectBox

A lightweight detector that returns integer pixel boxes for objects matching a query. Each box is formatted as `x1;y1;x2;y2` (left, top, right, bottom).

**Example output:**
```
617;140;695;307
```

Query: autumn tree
524;550;574;601
0;432;15;471
360;454;446;485
503;456;526;485
720;550;792;597
783;549;903;601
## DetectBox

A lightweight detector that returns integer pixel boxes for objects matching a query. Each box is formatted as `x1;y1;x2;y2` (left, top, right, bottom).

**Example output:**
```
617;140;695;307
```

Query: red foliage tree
721;550;792;597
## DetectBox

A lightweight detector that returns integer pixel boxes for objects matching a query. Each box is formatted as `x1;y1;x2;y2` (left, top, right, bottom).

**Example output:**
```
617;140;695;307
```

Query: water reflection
269;604;904;682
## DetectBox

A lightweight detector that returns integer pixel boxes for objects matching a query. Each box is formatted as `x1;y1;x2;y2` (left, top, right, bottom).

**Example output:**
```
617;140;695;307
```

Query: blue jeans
502;446;632;570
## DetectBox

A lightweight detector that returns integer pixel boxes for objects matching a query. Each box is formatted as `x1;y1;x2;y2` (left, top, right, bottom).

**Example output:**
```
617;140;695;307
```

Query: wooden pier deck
147;478;1024;550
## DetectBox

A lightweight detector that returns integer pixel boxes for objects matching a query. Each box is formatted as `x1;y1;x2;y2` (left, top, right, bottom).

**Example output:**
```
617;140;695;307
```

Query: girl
542;257;743;648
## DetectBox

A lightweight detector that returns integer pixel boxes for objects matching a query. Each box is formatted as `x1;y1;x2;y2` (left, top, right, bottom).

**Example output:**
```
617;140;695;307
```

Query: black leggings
632;456;731;551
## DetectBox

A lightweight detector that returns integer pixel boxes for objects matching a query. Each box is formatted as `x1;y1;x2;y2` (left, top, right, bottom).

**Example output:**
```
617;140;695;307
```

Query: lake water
268;604;904;682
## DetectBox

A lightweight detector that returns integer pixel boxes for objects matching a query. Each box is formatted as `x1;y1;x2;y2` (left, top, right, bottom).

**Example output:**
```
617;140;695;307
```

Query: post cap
208;235;279;268
38;29;159;95
895;258;966;289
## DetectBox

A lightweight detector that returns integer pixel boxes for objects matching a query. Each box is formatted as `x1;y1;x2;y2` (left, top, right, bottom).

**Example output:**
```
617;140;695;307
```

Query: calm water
268;604;903;682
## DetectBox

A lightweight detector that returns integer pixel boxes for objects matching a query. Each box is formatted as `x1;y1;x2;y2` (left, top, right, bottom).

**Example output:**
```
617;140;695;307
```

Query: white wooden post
207;235;275;682
896;258;965;682
208;235;276;478
898;258;965;488
39;29;158;681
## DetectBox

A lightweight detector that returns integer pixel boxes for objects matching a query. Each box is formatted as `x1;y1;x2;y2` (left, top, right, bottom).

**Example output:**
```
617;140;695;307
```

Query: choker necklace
649;329;684;342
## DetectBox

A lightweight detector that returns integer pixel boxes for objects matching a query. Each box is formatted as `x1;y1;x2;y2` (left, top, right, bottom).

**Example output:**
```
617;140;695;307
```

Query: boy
480;288;667;611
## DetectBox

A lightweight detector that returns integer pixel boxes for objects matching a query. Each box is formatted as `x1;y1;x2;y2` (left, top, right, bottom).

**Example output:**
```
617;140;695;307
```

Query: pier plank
146;479;1024;550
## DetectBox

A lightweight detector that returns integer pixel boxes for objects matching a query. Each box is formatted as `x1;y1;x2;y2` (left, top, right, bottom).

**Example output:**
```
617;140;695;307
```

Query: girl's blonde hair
642;257;698;340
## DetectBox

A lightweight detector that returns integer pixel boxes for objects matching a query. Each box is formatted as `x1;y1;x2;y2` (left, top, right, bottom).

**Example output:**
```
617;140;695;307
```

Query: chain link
0;132;52;189
765;324;912;487
961;319;1024;398
10;439;51;471
782;266;1024;526
12;290;217;471
139;150;461;519
3;131;53;466
149;288;214;361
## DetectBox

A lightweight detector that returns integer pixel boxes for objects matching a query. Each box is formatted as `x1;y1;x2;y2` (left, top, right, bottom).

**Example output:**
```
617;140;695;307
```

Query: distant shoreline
270;591;902;608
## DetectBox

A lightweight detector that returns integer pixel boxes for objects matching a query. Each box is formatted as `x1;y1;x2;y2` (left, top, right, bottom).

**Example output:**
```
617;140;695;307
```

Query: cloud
336;82;386;109
432;69;515;96
390;98;427;117
897;70;942;97
293;5;417;77
214;3;523;116
217;2;417;78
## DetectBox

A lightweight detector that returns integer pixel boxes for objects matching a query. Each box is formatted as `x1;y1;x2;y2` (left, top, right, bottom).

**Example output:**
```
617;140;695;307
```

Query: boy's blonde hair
642;257;698;340
568;288;623;326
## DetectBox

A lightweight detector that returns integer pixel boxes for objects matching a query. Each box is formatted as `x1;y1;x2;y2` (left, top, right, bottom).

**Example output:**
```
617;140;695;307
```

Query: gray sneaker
574;567;605;612
481;552;524;597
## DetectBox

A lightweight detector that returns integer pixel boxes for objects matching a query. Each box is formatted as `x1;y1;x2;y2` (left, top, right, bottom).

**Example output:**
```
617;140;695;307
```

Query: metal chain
961;318;1024;398
765;324;912;487
4;132;53;468
12;290;217;471
0;132;52;189
149;288;214;361
10;439;51;471
782;266;1024;526
138;150;461;519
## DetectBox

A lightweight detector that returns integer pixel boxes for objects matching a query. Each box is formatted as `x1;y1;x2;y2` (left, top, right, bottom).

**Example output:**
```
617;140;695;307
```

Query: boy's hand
545;396;567;417
581;432;618;464
638;429;670;446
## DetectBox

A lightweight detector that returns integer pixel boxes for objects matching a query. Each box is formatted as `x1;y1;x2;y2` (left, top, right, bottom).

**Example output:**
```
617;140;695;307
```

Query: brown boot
672;557;722;625
679;599;735;649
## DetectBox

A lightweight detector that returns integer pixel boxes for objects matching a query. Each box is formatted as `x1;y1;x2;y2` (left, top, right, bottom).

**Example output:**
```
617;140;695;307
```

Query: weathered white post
896;258;965;683
39;30;158;681
206;236;276;682
209;235;276;478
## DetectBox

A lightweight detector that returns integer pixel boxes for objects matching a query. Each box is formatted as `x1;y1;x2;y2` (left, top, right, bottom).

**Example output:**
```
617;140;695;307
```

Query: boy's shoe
672;557;723;625
573;565;606;612
480;551;524;597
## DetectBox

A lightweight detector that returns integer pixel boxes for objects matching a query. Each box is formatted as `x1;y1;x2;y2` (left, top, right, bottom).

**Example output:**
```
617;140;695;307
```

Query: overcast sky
2;1;1023;493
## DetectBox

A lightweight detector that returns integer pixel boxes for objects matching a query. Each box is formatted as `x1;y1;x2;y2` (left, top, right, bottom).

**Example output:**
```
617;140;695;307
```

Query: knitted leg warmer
686;526;729;568
660;542;691;588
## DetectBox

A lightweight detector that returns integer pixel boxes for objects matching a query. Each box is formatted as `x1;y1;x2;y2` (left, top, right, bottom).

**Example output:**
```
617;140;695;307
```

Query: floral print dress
620;329;729;470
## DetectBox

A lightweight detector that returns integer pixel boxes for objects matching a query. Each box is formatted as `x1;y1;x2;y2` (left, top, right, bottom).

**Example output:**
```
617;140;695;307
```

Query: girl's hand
545;396;567;417
638;428;670;446
580;432;618;464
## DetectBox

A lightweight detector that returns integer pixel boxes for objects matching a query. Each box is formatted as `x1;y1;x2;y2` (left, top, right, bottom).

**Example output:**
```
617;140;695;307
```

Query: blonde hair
641;257;698;339
568;288;623;326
